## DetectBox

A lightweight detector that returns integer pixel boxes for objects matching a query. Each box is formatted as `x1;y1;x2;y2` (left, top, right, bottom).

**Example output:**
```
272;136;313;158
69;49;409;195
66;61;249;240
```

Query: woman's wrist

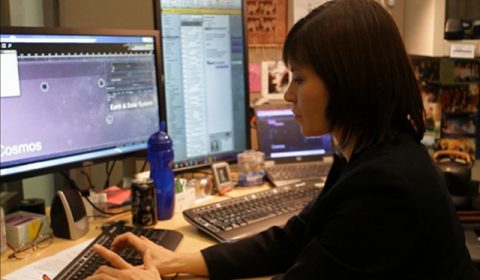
164;252;208;276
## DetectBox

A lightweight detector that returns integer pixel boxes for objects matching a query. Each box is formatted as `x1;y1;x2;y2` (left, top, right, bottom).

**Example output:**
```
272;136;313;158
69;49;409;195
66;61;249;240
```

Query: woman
88;0;479;279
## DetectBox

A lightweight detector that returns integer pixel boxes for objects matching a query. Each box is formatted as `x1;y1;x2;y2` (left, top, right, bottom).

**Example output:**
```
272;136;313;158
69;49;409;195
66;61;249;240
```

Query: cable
104;160;116;189
59;171;130;216
83;194;130;216
140;158;148;172
59;171;90;197
81;170;95;190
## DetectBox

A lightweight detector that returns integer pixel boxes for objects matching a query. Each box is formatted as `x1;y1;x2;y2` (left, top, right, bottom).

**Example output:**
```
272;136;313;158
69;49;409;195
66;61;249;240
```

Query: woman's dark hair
283;0;425;151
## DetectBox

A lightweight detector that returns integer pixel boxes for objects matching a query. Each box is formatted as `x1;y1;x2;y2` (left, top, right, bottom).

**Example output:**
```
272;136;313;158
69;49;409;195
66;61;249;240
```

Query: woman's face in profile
284;66;330;137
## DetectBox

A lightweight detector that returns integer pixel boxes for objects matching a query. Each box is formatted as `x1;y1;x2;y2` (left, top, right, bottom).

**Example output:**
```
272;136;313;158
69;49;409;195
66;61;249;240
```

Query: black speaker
473;19;480;39
445;18;464;40
50;187;89;240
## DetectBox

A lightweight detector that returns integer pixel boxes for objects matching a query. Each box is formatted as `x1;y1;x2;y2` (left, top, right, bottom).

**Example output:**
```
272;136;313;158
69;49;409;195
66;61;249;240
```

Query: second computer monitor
156;0;250;171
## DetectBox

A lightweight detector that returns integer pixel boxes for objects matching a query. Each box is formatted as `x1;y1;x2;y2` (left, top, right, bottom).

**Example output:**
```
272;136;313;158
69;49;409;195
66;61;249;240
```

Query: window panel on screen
156;0;250;171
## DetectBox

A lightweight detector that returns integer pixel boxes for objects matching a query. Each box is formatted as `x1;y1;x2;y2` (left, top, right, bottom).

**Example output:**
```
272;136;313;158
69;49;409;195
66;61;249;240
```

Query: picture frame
211;162;234;195
441;112;477;138
261;60;291;100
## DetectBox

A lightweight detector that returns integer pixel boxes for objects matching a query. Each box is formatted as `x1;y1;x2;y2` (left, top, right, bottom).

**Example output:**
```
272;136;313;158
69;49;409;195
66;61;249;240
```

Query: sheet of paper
249;63;261;92
104;186;131;205
3;239;93;280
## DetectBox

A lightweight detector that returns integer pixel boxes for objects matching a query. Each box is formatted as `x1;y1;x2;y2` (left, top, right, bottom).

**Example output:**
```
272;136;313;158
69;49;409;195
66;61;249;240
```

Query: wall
9;0;44;26
58;0;153;29
0;0;10;26
405;0;446;56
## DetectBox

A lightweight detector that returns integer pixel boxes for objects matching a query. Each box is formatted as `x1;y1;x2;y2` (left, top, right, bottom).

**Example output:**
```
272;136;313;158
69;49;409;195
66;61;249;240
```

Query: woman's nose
284;83;295;103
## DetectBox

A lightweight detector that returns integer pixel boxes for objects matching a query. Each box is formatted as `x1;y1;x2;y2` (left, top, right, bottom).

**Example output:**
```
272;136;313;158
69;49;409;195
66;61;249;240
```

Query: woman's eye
293;77;304;84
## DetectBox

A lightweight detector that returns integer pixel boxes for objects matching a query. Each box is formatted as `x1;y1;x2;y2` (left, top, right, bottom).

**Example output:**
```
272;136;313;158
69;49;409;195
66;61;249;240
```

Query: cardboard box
5;210;52;249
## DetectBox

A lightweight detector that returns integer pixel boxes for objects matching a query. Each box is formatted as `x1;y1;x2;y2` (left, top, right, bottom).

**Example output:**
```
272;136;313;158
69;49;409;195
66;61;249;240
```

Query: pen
42;274;51;280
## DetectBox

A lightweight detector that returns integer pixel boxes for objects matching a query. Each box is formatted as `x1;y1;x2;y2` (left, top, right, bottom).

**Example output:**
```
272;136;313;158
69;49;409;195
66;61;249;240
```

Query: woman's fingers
92;245;133;269
111;232;147;253
143;249;154;270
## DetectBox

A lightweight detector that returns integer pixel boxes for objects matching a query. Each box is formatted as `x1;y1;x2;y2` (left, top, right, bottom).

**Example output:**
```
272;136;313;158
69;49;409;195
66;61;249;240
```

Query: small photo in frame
411;56;440;82
441;112;477;138
453;60;480;82
211;162;233;195
424;102;442;131
261;60;291;100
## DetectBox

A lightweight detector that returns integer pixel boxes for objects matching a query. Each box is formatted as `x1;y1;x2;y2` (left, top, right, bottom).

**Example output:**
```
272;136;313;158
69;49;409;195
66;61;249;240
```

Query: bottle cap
148;121;172;150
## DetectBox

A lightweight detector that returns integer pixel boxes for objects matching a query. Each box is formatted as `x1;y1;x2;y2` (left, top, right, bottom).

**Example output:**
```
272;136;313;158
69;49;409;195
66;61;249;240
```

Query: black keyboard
54;222;183;280
266;162;330;182
183;181;322;242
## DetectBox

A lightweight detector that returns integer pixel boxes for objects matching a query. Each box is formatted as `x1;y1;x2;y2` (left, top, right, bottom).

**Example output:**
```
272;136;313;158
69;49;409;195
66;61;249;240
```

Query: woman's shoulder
348;146;428;178
333;134;445;200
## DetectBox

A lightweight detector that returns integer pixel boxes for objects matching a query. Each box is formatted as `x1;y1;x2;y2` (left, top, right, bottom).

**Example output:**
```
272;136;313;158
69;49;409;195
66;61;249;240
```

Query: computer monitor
155;0;250;171
0;27;163;181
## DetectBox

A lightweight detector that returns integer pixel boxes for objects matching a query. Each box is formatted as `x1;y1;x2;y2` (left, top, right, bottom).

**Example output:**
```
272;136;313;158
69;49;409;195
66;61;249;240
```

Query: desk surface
1;185;271;279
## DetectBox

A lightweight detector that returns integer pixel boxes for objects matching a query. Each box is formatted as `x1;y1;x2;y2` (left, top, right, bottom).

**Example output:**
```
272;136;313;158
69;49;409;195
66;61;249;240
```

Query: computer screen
0;27;163;181
155;0;250;171
255;106;333;161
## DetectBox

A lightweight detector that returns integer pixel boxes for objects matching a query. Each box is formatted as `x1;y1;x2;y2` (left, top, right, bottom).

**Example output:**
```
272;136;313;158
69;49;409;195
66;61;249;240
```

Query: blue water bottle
147;122;175;220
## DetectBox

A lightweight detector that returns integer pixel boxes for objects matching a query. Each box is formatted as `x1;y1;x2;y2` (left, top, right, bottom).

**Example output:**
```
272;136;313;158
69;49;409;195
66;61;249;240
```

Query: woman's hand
106;232;179;275
92;232;209;277
86;246;161;280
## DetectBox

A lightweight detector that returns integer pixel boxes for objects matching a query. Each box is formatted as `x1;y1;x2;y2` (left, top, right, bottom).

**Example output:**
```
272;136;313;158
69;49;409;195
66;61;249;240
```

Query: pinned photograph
261;60;291;99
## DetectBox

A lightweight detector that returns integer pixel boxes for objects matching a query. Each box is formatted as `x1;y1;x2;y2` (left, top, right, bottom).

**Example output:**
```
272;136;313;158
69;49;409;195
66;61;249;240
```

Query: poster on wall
246;0;288;45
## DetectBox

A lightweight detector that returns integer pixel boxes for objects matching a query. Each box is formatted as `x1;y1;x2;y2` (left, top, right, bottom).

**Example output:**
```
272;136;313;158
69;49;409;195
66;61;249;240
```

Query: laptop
255;104;334;186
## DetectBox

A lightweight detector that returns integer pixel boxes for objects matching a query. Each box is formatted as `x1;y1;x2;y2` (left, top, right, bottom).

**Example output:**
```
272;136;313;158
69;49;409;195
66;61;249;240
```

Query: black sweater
201;134;479;279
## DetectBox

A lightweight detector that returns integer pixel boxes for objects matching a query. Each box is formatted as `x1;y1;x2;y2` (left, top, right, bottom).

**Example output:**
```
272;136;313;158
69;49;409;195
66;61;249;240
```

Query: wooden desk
1;185;271;279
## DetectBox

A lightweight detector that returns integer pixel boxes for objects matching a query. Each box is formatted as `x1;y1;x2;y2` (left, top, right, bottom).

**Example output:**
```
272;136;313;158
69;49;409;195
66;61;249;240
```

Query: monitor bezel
153;0;251;172
0;26;165;182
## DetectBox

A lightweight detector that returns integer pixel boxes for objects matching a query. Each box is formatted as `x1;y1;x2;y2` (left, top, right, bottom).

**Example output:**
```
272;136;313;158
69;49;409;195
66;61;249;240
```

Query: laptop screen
255;107;333;161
